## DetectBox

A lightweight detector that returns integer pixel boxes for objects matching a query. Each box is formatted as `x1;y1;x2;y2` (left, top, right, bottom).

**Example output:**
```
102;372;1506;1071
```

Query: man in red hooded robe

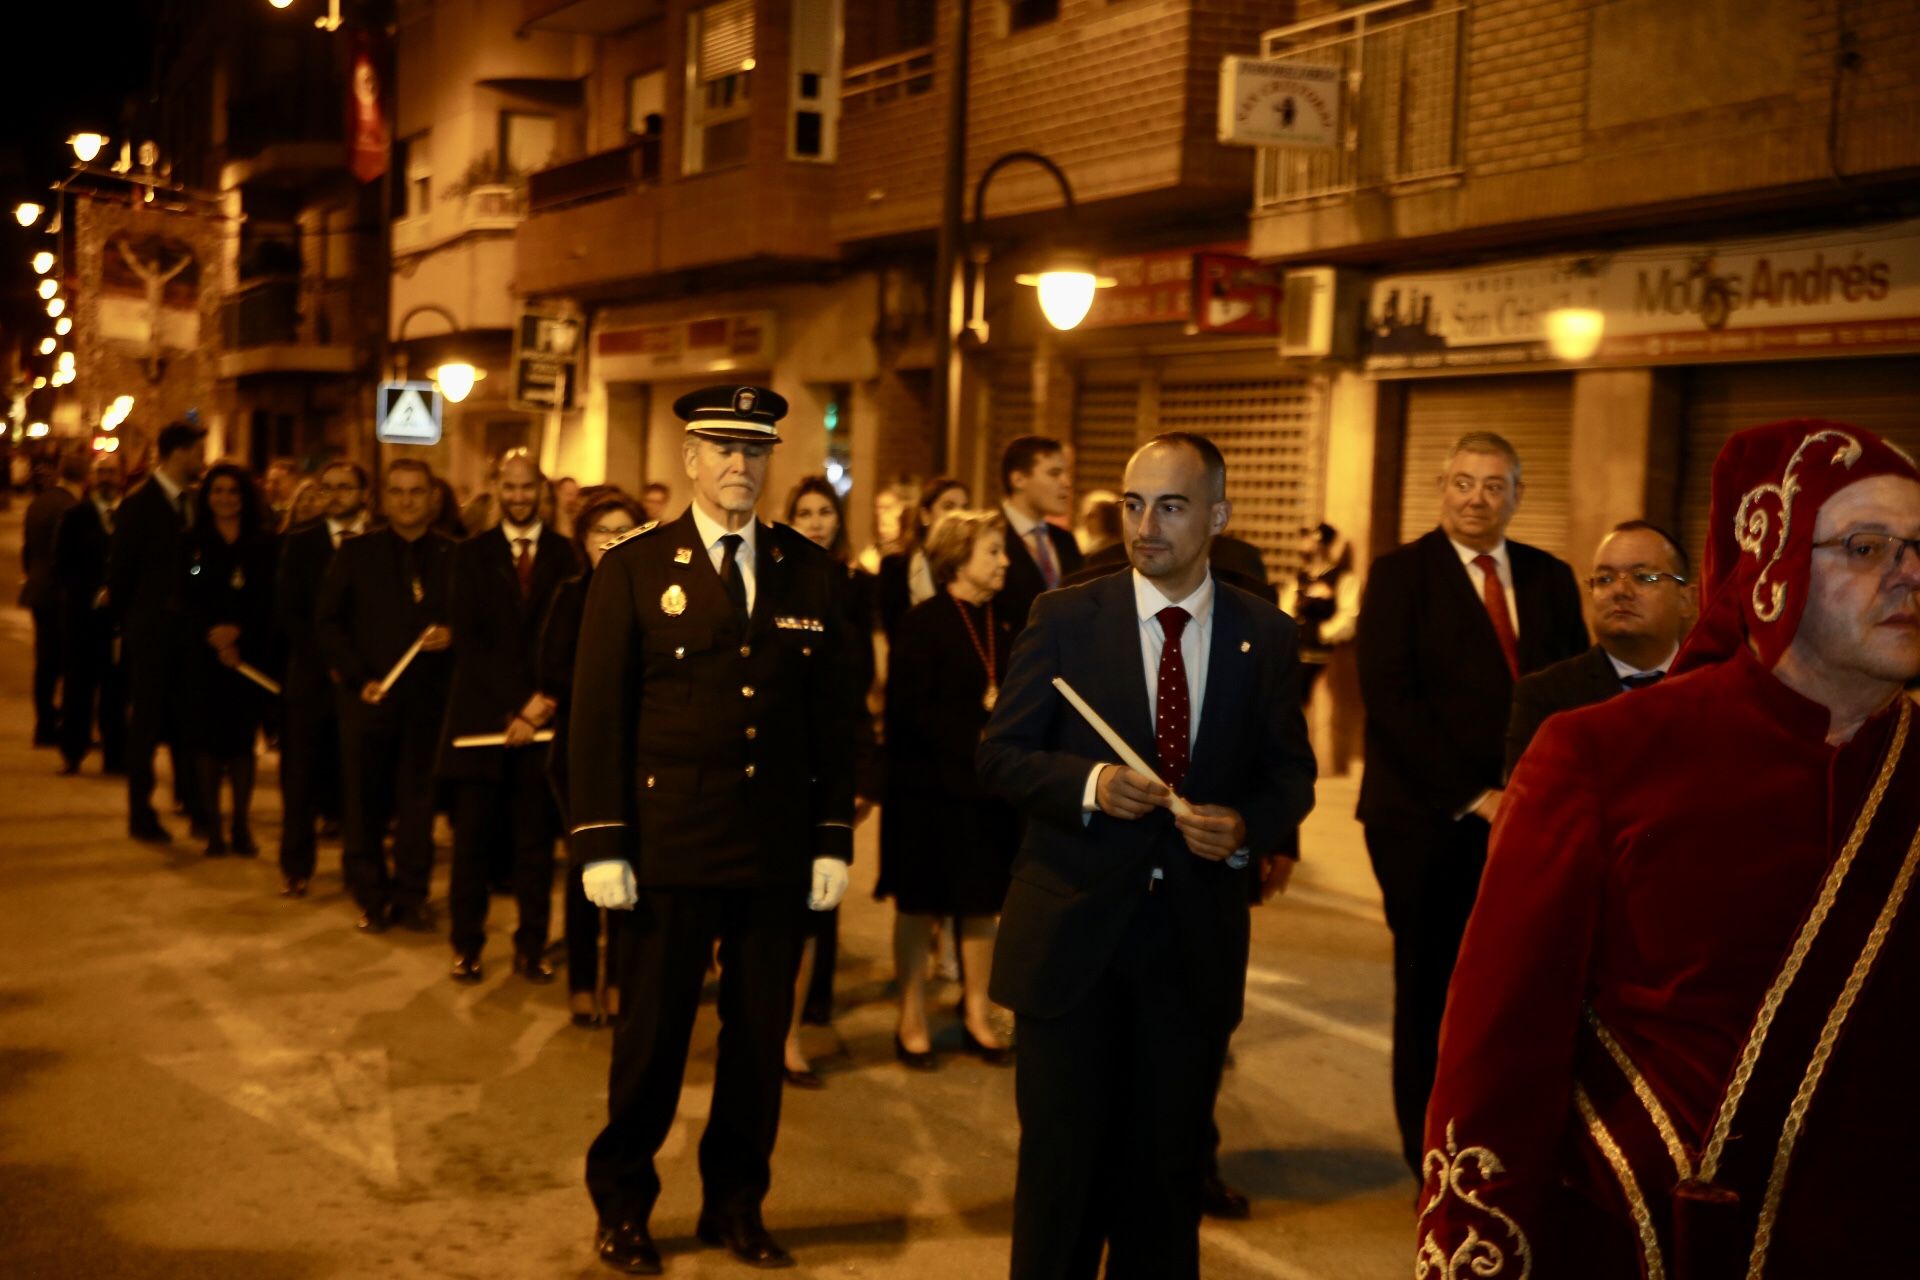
1415;419;1920;1279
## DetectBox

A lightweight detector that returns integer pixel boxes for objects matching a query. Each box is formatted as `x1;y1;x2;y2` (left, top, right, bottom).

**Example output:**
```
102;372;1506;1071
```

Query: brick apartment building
1244;0;1920;581
489;0;1318;559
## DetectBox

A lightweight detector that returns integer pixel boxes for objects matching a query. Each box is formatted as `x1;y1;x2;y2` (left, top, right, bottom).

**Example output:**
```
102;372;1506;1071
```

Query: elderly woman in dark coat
881;508;1019;1069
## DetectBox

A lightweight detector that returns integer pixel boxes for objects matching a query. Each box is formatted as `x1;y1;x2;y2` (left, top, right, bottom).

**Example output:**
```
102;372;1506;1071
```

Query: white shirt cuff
1081;764;1104;826
1455;789;1492;821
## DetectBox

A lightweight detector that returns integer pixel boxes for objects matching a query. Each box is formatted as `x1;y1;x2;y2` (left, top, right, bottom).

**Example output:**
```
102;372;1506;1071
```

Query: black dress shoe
451;952;484;983
894;1033;939;1072
357;908;390;934
1200;1173;1252;1220
57;758;81;776
594;1221;662;1275
390;903;436;934
959;1025;1016;1067
130;817;173;844
512;952;556;984
783;1066;825;1089
697;1208;795;1269
281;878;311;898
230;826;258;857
203;837;229;858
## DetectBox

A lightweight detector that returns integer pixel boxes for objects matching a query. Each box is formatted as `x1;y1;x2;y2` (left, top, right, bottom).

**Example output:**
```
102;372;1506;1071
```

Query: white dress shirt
326;512;367;548
1606;645;1678;682
151;468;189;522
1447;536;1519;640
1003;501;1059;584
690;502;757;615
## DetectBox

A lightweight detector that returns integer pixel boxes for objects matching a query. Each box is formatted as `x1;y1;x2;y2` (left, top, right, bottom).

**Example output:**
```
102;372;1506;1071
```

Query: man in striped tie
1354;430;1589;1179
997;434;1084;631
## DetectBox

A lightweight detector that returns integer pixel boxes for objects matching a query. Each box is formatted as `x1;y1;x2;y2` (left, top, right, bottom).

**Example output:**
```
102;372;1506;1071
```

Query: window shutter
697;0;755;84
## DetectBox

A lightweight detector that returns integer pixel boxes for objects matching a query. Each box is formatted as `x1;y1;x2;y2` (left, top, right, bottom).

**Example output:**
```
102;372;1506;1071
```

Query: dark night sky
1;2;157;354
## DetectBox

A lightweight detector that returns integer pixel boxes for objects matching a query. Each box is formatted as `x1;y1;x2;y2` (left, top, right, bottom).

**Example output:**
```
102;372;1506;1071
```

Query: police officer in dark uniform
570;385;857;1274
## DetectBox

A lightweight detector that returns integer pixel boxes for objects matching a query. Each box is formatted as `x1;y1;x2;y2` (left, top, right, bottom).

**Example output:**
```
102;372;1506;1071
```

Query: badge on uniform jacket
661;584;688;617
775;616;824;632
674;547;694;565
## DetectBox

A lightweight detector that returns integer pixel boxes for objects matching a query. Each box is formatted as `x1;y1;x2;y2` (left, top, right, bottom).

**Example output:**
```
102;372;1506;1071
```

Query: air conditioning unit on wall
1279;266;1365;360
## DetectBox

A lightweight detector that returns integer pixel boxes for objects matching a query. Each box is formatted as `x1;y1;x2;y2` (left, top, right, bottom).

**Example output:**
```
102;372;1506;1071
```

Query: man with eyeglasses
1419;419;1920;1279
1504;520;1699;775
274;460;372;896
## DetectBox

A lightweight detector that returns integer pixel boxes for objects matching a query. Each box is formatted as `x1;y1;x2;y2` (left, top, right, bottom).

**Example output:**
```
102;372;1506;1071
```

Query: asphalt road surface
0;506;1410;1278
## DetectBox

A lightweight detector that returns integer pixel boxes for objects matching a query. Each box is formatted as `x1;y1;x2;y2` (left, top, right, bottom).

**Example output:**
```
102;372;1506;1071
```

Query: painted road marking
1242;989;1393;1056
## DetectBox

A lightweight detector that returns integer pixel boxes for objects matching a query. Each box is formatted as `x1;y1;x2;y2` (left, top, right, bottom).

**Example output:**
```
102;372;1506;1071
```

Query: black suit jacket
977;571;1317;1026
567;508;858;889
1503;644;1628;780
314;527;455;705
1064;540;1279;605
998;513;1084;632
1356;528;1588;826
107;479;194;653
276;522;347;696
437;524;576;779
52;496;113;626
20;488;76;609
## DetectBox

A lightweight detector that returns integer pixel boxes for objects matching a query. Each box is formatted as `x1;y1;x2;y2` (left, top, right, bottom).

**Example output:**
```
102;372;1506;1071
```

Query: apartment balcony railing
1255;0;1465;209
217;277;357;378
527;139;662;214
841;46;934;116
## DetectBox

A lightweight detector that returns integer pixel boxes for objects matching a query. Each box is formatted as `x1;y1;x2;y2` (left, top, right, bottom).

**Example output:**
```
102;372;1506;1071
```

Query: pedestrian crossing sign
376;380;444;445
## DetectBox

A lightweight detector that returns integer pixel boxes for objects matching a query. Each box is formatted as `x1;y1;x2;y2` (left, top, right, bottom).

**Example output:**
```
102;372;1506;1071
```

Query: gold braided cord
1575;1086;1668;1280
1700;701;1910;1180
1745;811;1920;1278
1586;1008;1695;1180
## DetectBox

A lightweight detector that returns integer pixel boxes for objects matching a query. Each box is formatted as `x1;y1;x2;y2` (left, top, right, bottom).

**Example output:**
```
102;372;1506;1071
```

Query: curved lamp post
394;303;483;403
964;150;1114;339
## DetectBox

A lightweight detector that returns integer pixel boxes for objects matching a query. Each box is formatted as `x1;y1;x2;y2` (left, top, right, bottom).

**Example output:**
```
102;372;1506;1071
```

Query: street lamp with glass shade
1544;307;1606;362
37;278;59;300
32;252;55;275
15;202;43;227
70;133;109;164
1015;251;1117;332
430;362;483;404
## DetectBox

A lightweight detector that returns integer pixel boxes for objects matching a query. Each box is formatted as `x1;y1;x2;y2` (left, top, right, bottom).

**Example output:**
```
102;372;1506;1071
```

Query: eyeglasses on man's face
1812;531;1920;573
1586;570;1688;593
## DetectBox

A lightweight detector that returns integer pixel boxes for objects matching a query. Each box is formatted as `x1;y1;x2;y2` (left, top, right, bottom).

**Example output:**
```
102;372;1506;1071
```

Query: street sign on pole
1217;57;1342;150
512;305;582;411
376;380;443;445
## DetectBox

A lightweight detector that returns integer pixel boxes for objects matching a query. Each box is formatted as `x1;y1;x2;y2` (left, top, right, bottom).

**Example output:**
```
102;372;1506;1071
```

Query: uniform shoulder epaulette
600;520;658;554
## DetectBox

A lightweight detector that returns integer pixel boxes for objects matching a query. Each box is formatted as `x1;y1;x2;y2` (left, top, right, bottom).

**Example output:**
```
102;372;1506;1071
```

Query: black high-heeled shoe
894;1033;939;1072
959;1024;1015;1067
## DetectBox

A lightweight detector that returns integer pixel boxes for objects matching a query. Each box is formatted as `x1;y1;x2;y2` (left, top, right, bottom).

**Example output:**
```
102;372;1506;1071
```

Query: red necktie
514;537;534;596
1154;606;1192;792
1031;527;1059;590
1473;553;1519;679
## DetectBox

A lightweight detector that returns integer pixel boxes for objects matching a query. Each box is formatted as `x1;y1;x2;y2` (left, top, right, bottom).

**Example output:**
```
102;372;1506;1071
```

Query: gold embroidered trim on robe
1586;1009;1694;1181
1416;1121;1533;1279
1576;1086;1668;1280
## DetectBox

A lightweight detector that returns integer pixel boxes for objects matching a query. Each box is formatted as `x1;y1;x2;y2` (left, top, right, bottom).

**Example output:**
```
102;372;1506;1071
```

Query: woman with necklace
183;461;279;858
880;509;1019;1069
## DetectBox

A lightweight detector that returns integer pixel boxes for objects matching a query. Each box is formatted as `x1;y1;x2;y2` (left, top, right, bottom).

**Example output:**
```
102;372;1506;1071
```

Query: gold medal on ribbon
411;576;424;604
983;683;998;713
661;584;688;617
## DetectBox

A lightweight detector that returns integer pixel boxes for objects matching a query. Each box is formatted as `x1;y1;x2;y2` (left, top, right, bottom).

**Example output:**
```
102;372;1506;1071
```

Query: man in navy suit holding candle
979;432;1317;1279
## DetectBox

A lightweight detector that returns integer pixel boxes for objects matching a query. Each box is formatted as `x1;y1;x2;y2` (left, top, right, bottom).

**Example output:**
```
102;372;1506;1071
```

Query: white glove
808;857;849;912
582;860;638;910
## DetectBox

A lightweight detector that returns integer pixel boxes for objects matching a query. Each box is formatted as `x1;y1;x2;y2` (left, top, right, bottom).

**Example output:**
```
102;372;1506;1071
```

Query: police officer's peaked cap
674;384;787;443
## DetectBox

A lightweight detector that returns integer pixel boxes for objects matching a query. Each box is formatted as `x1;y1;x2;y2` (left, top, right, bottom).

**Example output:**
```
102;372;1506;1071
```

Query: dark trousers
125;636;201;827
340;694;438;913
564;862;623;995
278;682;342;882
30;603;61;743
1363;817;1489;1177
448;751;556;957
587;886;805;1229
58;612;125;770
1010;889;1225;1280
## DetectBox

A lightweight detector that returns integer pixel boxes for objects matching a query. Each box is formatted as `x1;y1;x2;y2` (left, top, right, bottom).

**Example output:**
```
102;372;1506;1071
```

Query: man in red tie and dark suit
1355;431;1588;1178
997;434;1084;630
439;448;578;983
980;433;1316;1277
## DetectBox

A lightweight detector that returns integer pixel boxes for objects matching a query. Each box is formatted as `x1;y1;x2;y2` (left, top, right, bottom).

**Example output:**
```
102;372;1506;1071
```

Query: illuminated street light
102;396;135;432
70;133;109;164
38;338;55;355
47;298;65;318
1016;252;1115;332
32;377;46;389
1544;307;1606;362
37;279;59;300
55;318;71;336
431;362;483;403
27;423;49;439
15;202;43;227
58;351;76;369
32;252;55;274
268;0;293;6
